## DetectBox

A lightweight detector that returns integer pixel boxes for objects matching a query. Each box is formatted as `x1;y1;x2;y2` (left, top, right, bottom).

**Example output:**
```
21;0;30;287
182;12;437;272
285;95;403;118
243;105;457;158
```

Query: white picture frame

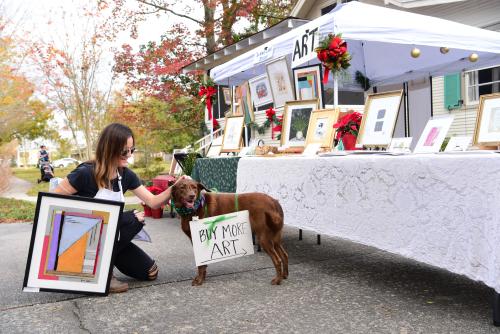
473;93;500;146
248;74;273;108
23;192;123;295
266;57;295;109
388;137;413;153
414;115;454;153
357;90;403;148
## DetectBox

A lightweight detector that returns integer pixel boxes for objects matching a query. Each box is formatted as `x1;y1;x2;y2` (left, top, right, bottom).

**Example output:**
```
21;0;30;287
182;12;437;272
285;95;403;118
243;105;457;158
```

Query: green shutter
444;73;461;110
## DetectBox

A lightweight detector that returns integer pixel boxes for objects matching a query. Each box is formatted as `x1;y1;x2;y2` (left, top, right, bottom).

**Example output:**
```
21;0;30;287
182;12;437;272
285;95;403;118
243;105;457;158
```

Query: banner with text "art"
190;210;254;267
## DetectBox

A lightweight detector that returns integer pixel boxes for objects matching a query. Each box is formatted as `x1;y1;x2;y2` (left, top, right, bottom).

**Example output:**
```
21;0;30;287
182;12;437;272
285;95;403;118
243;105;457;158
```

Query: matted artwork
248;74;273;108
445;136;472;152
388;137;413;153
222;87;232;105
357;90;403;148
266;57;295;109
305;108;339;149
473;93;500;146
23;192;123;295
221;115;245;153
281;99;319;148
414;115;454;153
235;82;254;122
293;64;324;108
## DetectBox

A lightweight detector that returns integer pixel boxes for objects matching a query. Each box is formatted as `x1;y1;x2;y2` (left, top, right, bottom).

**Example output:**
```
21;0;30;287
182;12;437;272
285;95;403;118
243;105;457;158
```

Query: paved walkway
1;175;141;204
1;218;498;333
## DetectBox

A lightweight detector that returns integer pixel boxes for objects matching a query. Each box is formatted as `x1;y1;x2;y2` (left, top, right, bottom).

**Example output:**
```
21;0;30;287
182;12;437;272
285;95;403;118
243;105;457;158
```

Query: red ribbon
323;66;330;84
199;86;217;128
266;107;276;139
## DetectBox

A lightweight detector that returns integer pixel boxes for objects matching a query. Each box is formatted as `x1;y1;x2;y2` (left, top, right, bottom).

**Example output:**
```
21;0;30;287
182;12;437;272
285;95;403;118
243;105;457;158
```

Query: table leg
493;291;500;326
317;234;321;245
299;229;303;241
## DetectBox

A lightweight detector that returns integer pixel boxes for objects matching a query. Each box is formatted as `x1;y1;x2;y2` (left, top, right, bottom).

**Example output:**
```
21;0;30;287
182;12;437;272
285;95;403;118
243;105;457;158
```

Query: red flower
265;107;276;121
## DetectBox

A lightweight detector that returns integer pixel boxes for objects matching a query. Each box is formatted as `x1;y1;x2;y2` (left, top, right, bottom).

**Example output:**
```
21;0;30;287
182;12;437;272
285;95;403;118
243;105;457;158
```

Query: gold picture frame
357;90;403;148
305;108;340;149
473;93;500;147
220;115;244;153
281;99;320;148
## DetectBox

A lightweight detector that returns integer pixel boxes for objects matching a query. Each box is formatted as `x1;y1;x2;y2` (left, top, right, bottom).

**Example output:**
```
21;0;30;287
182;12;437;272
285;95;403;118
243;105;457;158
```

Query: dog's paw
191;277;204;286
271;277;282;285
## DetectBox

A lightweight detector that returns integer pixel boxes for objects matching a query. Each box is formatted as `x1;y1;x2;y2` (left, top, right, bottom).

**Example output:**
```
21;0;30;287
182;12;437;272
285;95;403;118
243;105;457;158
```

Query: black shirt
66;162;141;198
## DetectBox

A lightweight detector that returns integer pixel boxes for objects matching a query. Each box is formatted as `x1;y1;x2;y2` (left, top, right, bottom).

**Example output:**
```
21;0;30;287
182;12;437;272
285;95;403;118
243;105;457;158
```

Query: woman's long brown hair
94;123;134;189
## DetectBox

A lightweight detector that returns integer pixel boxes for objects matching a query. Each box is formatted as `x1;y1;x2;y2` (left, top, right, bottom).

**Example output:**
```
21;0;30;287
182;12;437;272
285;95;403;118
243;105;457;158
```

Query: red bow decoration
198;85;217;128
266;107;279;139
315;33;351;84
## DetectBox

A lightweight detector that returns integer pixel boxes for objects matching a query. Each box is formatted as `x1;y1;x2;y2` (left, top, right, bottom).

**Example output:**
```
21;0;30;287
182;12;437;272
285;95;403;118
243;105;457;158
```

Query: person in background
54;123;185;293
39;145;49;163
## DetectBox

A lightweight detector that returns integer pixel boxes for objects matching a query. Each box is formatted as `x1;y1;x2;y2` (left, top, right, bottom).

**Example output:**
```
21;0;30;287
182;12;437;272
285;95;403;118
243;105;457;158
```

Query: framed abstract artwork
221;115;245;153
281;99;319;148
248;74;273;108
414;115;454;153
473;93;500;146
266;57;295;108
357;90;403;148
23;192;123;295
305;108;339;149
293;64;324;108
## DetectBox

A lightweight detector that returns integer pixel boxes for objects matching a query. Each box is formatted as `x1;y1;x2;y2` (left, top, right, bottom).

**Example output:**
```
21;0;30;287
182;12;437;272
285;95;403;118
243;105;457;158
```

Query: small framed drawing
445;136;472;152
235;82;254;122
473;93;500;146
282;99;320;148
248;74;273;108
222;87;232;105
414;115;454;153
266;57;295;109
357;90;403;148
305;108;339;149
221;115;245;153
388;137;413;153
23;192;123;295
293;64;324;108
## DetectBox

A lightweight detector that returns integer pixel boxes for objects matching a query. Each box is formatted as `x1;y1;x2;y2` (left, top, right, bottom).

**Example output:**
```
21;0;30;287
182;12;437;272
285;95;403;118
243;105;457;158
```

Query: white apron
94;170;125;202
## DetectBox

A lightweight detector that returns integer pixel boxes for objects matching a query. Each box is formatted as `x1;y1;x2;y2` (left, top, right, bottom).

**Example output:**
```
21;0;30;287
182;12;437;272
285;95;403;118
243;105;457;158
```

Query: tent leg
493;291;500;326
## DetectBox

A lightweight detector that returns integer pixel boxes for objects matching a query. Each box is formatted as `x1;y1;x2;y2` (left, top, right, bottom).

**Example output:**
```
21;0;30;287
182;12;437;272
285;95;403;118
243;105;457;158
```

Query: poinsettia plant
146;185;164;195
333;111;362;141
263;107;283;140
315;33;351;83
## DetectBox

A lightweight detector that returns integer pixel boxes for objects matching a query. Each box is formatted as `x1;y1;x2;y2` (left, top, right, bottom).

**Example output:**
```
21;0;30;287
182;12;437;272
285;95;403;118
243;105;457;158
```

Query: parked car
52;157;81;168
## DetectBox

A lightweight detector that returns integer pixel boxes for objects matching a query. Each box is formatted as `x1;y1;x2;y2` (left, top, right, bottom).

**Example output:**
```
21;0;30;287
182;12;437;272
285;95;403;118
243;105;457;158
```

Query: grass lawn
0;198;36;223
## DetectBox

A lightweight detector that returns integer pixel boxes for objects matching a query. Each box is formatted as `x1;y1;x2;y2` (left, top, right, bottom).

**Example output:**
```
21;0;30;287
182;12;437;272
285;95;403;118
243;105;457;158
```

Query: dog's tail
265;199;284;233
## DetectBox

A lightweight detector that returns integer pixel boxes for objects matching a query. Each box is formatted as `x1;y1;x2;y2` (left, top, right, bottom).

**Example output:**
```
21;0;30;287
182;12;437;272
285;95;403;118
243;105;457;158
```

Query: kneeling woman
54;123;183;293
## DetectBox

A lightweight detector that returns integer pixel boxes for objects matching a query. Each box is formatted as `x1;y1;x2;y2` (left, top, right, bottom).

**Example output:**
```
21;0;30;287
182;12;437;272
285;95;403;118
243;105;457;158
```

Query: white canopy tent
211;1;500;87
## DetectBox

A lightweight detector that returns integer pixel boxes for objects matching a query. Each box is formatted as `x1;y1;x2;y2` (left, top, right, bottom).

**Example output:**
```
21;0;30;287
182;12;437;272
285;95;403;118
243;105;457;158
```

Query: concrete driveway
1;216;499;333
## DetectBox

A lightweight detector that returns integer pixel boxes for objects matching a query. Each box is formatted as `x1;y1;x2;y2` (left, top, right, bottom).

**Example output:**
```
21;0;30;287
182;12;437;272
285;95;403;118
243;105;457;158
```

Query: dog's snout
188;194;196;201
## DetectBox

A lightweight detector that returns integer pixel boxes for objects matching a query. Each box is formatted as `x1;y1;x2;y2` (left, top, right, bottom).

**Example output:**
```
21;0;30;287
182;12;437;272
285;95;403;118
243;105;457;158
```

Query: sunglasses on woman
120;147;136;157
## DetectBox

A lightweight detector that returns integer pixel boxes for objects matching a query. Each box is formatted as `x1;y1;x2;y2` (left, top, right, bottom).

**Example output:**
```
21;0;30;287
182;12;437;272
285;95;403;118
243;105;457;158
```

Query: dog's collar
172;193;206;217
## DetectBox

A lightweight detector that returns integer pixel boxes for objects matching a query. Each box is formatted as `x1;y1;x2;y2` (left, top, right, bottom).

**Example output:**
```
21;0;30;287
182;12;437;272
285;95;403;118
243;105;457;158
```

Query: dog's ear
170;183;182;208
197;182;210;193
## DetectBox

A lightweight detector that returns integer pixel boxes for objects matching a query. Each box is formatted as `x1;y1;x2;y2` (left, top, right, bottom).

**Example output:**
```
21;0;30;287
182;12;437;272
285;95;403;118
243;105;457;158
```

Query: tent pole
334;75;339;106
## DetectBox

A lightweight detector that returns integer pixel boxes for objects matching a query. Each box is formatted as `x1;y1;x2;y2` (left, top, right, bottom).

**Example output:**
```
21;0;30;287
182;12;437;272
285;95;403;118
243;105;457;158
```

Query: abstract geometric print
41;209;106;281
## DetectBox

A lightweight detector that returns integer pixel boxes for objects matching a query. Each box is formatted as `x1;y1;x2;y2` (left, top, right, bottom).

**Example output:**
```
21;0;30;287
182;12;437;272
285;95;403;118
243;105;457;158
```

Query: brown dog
171;178;288;286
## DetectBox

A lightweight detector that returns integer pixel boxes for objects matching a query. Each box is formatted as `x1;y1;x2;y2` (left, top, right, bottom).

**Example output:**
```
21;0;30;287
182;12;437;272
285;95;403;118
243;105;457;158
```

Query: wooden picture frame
281;99;320;148
293;64;324;108
23;192;123;295
220;115;245;153
248;74;273;108
305;108;339;149
473;93;500;147
357;90;403;148
266;57;295;109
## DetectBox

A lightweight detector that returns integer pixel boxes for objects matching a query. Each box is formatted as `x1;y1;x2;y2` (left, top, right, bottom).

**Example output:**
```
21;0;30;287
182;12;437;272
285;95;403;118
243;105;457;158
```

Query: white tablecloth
237;154;500;292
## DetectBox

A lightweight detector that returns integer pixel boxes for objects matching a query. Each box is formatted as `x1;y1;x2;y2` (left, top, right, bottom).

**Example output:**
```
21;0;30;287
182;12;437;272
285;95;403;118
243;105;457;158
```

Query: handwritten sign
253;46;273;64
190;210;254;266
291;25;320;68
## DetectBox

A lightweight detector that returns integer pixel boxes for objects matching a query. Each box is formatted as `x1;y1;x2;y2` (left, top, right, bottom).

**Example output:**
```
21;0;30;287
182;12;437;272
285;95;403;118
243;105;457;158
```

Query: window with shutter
465;66;500;105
